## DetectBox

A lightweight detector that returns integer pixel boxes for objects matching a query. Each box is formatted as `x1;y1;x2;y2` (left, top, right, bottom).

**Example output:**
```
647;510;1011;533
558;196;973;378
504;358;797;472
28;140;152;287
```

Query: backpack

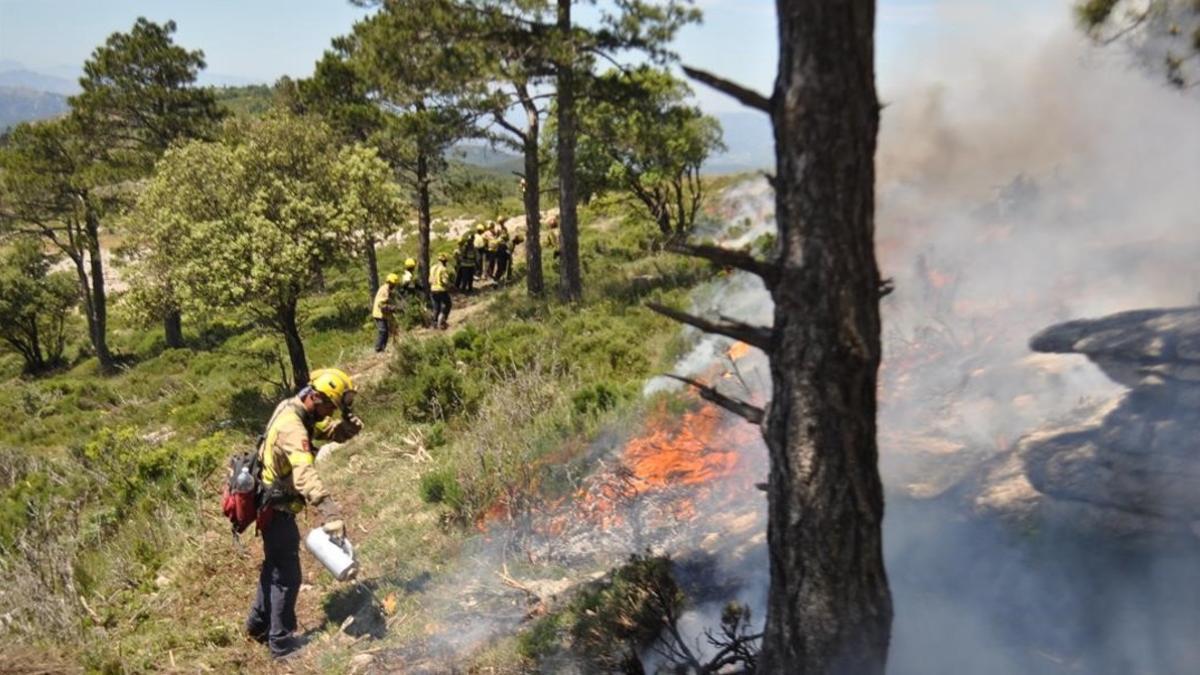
220;445;262;537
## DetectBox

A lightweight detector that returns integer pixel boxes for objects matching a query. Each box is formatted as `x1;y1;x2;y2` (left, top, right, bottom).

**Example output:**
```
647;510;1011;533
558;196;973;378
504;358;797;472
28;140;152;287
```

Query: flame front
624;404;740;488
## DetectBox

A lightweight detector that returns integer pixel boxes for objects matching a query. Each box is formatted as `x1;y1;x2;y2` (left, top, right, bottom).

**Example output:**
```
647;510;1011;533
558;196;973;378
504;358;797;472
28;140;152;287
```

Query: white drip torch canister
304;527;358;581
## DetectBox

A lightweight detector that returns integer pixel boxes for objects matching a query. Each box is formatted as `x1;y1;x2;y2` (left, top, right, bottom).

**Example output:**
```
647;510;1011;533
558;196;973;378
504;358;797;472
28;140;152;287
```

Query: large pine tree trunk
521;93;544;297
416;151;433;293
555;0;582;302
84;205;114;372
757;1;892;673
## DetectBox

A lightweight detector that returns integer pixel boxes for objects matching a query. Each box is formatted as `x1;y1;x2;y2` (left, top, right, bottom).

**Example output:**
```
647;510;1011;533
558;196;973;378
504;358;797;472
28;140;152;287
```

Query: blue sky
0;1;1065;111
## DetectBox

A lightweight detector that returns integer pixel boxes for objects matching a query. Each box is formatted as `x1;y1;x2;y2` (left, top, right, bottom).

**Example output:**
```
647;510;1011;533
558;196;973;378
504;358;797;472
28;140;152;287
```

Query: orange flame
727;341;752;361
624;404;740;488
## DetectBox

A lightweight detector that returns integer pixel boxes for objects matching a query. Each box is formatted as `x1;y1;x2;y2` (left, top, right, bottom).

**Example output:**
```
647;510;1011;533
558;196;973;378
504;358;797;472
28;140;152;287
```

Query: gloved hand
343;413;364;438
322;519;346;540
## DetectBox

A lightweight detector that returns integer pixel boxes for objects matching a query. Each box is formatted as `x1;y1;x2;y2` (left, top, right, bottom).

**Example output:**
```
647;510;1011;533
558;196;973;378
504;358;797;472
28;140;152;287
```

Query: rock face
1018;307;1200;537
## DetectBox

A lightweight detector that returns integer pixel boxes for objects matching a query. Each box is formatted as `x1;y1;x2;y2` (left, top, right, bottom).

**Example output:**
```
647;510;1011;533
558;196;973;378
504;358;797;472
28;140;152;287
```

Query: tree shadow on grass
225;386;278;436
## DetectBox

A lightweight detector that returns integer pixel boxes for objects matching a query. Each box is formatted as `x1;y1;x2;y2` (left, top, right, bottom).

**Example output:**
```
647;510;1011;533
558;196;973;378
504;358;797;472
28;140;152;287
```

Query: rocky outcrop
1014;307;1200;537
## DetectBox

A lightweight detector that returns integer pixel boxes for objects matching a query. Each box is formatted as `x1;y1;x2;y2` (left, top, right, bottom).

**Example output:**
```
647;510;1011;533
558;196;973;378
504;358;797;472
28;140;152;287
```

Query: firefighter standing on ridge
455;230;478;292
399;258;420;295
473;223;487;280
371;273;398;353
246;368;363;659
430;252;452;330
482;221;499;280
492;219;511;282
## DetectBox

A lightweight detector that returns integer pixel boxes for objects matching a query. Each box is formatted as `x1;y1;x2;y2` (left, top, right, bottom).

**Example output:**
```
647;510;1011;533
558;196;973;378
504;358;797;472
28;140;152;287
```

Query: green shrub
571;381;624;417
419;466;464;507
307;288;368;332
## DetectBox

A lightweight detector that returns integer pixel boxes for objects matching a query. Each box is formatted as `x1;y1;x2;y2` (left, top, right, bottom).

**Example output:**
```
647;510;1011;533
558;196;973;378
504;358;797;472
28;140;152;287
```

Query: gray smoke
373;6;1200;669
874;3;1200;674
651;4;1200;673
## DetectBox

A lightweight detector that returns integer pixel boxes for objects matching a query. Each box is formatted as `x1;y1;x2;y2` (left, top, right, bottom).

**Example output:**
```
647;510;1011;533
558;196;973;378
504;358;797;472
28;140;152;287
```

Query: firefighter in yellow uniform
246;368;363;658
473;223;488;280
371;273;398;352
429;252;452;329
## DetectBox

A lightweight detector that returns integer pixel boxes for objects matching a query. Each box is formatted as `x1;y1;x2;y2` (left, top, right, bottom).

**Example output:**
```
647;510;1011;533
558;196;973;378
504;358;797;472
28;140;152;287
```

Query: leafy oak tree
72;17;225;347
0;238;78;374
289;50;392;296
575;66;723;239
130;113;403;385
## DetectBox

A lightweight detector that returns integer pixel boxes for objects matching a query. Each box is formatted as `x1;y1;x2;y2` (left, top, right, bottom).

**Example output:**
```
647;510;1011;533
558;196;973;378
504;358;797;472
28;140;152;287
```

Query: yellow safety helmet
385;273;400;285
475;223;485;233
309;368;356;408
404;257;416;270
437;252;448;262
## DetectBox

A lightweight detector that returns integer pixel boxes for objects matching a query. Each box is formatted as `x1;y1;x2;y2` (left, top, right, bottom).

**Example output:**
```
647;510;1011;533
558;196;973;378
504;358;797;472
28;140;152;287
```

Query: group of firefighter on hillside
371;212;560;350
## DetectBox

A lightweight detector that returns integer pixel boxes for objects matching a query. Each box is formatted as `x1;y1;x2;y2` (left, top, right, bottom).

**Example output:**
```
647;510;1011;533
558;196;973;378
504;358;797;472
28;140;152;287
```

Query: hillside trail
340;275;507;392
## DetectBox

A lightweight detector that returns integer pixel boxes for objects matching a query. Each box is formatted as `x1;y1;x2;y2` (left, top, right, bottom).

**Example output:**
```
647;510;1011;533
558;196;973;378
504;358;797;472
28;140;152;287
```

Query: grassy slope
0;183;745;672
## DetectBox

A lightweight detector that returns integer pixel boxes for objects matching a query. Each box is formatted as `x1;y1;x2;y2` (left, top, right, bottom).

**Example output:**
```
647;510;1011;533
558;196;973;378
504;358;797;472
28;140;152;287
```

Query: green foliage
419;465;465;507
572;66;724;237
570;554;679;656
213;84;275;117
571;381;625;417
70;17;224;174
0;116;117;369
520;554;680;668
1075;0;1121;28
1074;0;1200;87
307;288;369;332
127;112;404;382
0;238;79;373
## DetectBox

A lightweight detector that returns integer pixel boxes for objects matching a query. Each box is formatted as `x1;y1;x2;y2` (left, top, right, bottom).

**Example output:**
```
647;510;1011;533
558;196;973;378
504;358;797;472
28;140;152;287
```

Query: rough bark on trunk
365;236;380;299
416;151;433;293
83;204;114;372
277;303;309;389
556;0;582;302
522;93;544;297
756;1;892;673
163;309;183;349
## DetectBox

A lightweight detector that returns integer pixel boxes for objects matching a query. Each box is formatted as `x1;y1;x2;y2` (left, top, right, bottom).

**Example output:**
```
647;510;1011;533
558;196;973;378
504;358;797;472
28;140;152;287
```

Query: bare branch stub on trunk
665;241;780;290
681;65;772;114
663;374;764;426
646;302;774;353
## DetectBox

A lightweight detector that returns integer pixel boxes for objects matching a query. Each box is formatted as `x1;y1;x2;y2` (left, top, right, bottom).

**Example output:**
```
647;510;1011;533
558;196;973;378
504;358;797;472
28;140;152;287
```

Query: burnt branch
647;302;774;353
682;65;771;114
664;374;765;426
666;241;780;290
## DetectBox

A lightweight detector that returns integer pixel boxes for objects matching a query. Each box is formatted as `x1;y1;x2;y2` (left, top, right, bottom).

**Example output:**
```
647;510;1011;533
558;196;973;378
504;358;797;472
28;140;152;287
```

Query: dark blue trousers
246;511;301;657
374;318;389;352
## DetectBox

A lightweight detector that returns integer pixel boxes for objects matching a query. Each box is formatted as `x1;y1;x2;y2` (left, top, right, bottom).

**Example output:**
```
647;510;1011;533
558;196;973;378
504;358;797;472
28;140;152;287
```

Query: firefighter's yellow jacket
371;283;393;320
429;262;451;292
259;397;356;513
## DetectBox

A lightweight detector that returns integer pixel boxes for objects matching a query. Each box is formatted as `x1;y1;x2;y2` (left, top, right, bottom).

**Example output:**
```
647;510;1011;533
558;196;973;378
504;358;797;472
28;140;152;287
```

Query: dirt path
343;277;506;391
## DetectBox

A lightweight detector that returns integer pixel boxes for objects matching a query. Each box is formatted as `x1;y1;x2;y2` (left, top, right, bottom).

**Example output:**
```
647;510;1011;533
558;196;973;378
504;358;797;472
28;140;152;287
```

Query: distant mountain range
0;61;774;171
0;86;69;130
